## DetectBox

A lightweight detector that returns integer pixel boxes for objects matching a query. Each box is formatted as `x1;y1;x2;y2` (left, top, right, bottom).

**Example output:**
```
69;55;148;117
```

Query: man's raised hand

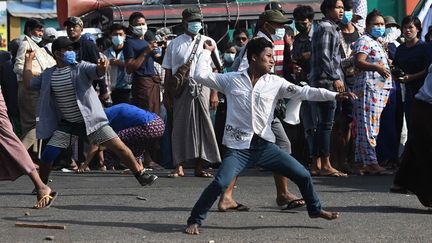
203;40;215;53
97;57;109;74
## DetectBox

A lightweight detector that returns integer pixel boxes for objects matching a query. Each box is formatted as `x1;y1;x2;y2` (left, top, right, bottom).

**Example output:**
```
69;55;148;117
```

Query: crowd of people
0;0;431;235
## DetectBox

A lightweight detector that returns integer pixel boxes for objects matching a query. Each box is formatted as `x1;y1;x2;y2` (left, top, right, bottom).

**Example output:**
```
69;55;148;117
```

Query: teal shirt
30;61;108;139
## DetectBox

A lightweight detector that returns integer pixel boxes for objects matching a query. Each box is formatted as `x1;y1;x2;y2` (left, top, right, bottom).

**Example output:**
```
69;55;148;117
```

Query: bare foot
309;210;340;220
168;165;185;178
185;224;199;235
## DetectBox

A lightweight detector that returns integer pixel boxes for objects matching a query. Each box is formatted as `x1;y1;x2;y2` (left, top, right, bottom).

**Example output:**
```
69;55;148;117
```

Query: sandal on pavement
219;202;250;212
194;171;213;178
282;198;306;210
320;170;348;177
167;172;184;178
33;191;58;209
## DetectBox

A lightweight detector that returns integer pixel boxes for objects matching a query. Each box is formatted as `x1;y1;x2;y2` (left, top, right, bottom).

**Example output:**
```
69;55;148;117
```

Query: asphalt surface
1;169;431;242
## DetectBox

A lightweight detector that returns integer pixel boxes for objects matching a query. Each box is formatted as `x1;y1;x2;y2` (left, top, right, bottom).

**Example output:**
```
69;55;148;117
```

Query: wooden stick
15;222;66;230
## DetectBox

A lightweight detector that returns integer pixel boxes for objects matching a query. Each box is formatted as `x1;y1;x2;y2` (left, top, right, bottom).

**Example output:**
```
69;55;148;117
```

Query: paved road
1;169;431;242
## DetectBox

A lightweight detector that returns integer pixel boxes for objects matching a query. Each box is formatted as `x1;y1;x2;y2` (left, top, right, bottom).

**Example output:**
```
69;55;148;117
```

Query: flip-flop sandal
167;172;184;178
220;202;250;212
320;171;348;177
33;191;58;209
194;171;213;178
282;198;306;210
309;170;320;176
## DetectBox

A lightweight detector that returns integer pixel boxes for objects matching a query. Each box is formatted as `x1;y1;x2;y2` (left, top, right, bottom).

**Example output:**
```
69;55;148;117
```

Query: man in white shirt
221;10;305;212
185;37;357;235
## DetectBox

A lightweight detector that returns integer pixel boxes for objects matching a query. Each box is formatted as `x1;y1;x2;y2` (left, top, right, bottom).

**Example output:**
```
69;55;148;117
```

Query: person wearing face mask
124;12;161;116
394;15;431;129
222;43;237;73
103;24;131;105
22;36;158;190
352;9;393;175
162;8;221;179
13;18;56;158
291;5;316;172
374;16;404;169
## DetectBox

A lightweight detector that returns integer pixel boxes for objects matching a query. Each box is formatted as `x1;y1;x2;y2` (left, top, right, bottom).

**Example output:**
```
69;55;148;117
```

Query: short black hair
224;42;236;52
342;0;353;11
246;37;273;63
24;18;44;35
401;15;422;38
110;23;127;34
366;9;384;27
233;28;248;38
320;0;341;15
293;5;315;21
129;12;145;26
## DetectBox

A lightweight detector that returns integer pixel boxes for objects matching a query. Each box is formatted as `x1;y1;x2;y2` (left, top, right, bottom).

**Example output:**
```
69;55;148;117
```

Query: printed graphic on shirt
225;125;248;141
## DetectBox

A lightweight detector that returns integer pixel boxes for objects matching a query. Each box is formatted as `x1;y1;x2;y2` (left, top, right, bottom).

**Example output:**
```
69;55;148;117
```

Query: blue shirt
105;103;157;132
104;47;130;90
394;40;431;93
123;36;155;77
30;61;108;139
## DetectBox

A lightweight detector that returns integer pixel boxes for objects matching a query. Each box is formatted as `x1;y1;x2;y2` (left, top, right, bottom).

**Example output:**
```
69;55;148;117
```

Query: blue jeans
300;101;317;157
312;101;336;157
187;135;322;226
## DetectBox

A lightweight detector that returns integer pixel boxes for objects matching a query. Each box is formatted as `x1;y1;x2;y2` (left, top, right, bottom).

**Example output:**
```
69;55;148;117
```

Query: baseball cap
265;2;286;14
259;10;291;24
51;36;80;54
43;27;58;40
384;16;400;28
64;16;83;28
182;8;203;22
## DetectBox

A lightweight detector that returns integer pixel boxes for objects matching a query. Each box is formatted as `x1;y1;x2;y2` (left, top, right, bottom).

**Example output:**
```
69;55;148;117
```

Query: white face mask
132;25;148;37
385;27;401;37
31;35;42;44
271;28;285;41
223;53;236;63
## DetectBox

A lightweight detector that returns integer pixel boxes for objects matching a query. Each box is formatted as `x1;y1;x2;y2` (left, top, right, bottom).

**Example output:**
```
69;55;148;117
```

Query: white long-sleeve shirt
194;49;338;149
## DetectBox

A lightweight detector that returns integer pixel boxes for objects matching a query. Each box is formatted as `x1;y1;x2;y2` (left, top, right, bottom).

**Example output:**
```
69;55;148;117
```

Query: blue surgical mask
153;47;162;55
111;35;125;46
63;50;77;65
31;35;42;44
342;11;353;25
271;28;285;41
187;22;202;34
371;26;385;38
223;53;235;63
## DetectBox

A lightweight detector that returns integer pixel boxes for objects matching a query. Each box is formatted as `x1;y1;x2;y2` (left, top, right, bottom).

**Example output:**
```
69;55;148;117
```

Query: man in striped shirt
22;37;157;188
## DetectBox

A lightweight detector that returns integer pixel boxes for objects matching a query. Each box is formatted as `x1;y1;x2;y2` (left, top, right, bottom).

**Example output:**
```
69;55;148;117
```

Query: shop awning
7;1;57;19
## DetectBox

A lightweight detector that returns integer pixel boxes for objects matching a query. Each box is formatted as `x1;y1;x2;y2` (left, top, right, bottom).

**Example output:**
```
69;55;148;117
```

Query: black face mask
295;23;309;33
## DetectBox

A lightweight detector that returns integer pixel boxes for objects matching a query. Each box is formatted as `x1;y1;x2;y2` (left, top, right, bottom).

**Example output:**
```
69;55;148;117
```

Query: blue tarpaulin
7;0;56;19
